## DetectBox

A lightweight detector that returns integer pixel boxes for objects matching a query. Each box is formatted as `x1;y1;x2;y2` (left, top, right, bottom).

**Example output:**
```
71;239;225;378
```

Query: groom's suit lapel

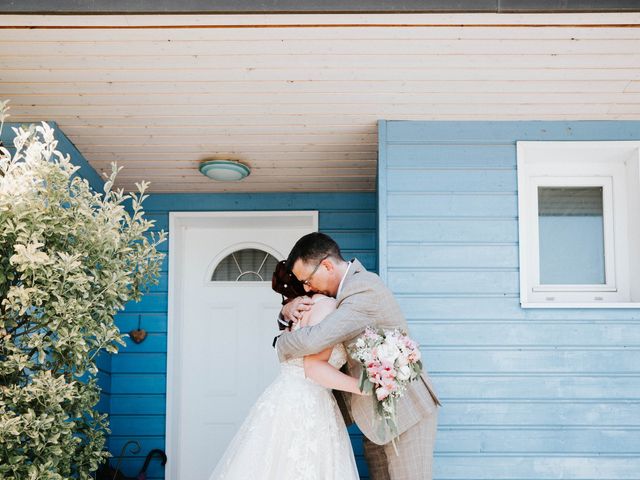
336;258;365;303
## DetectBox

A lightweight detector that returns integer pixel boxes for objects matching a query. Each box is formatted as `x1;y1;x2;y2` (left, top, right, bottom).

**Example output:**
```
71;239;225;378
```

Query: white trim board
3;13;640;27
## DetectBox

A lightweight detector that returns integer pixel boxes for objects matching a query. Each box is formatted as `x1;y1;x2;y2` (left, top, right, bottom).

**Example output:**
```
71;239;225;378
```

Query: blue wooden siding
110;193;377;479
378;120;640;480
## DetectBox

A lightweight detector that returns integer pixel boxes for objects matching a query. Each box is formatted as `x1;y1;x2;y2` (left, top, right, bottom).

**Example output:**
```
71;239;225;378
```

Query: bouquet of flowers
348;326;423;451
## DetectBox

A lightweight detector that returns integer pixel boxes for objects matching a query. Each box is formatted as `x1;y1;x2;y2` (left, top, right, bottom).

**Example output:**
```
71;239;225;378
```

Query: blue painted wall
378;120;640;480
110;193;377;479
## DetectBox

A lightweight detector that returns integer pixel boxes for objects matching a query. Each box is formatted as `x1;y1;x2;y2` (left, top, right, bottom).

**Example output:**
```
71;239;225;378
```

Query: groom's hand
282;296;314;324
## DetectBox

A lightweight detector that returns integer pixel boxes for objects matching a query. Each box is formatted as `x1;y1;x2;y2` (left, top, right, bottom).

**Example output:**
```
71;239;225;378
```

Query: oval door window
211;248;279;282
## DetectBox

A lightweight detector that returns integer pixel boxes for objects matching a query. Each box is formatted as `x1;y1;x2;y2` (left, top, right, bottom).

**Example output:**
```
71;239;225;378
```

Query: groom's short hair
286;232;344;270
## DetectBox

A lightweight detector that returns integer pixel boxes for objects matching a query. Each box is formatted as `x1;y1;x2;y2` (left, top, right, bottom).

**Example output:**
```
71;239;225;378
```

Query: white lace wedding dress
208;343;360;480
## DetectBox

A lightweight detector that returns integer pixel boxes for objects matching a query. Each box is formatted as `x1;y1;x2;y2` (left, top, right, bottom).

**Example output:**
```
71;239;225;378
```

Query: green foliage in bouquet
0;101;166;479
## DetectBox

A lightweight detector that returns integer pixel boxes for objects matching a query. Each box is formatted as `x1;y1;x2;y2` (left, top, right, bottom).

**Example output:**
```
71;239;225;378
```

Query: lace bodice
328;343;348;369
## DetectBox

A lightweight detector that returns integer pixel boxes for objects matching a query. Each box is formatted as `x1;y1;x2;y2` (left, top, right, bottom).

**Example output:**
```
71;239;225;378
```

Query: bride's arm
297;295;366;395
303;350;365;395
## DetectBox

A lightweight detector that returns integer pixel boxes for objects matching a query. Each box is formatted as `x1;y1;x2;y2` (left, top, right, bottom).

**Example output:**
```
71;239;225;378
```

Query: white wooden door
166;212;317;480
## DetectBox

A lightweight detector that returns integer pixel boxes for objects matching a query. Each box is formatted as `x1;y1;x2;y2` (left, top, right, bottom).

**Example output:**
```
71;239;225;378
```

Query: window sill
521;302;640;309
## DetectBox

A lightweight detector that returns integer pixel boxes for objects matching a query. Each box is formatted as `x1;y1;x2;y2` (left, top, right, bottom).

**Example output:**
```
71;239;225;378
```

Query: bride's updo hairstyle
272;259;307;303
285;232;345;271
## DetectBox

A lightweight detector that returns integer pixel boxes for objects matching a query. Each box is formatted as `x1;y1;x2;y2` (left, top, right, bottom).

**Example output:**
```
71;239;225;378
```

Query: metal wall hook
111;440;141;480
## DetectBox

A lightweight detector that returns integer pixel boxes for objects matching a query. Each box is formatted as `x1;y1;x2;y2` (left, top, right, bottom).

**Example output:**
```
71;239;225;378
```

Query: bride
208;293;366;480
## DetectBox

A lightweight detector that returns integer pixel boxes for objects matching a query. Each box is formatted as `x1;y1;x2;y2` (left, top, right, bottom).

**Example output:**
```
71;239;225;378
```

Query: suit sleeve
276;283;378;362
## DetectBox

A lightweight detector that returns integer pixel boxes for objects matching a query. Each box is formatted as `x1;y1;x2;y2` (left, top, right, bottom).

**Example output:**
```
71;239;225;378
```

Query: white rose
397;365;411;381
384;333;401;348
376;344;400;364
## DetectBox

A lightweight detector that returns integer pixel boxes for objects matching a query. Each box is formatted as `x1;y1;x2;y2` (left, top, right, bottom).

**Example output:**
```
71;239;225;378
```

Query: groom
276;232;440;480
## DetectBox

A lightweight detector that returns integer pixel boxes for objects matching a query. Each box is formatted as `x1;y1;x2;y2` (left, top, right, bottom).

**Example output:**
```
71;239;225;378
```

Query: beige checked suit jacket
276;259;440;446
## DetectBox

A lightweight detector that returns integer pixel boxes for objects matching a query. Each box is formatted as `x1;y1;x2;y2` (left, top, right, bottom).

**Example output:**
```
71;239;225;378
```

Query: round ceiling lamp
199;160;251;182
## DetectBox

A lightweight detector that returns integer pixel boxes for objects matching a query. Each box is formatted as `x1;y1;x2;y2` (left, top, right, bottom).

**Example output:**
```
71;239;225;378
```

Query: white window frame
517;141;640;308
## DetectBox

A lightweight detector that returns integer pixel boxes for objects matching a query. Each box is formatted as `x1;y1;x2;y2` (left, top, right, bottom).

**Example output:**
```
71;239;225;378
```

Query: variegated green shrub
0;101;166;479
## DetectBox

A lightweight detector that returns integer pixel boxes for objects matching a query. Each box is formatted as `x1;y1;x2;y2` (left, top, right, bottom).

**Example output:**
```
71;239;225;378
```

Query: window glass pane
212;248;279;282
538;186;605;285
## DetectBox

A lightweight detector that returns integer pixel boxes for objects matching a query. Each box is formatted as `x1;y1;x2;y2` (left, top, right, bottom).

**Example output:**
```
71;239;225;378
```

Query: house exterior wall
110;192;377;479
378;120;640;479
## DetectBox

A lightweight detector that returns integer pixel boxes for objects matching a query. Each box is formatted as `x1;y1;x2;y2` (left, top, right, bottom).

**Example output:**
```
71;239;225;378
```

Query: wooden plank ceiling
1;13;639;193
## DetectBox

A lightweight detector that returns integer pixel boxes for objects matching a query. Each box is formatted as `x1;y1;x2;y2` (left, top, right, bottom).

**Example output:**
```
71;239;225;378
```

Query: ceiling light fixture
199;160;251;182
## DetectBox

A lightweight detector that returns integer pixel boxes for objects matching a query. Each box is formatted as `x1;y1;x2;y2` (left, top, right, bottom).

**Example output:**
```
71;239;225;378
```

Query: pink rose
381;378;398;392
404;338;417;350
367;361;382;378
380;361;396;379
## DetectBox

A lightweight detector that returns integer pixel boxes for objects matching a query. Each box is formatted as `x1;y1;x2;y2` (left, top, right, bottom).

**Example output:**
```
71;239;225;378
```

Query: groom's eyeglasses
300;255;330;286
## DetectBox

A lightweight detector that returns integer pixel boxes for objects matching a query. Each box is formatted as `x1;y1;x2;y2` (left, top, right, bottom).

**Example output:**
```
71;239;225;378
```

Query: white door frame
165;211;318;480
